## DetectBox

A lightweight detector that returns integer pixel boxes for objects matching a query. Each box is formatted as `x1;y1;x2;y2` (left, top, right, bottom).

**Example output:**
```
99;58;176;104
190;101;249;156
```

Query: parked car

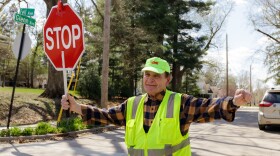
258;88;280;130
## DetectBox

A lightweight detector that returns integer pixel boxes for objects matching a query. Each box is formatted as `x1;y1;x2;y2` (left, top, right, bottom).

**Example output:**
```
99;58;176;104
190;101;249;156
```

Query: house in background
197;79;225;98
33;74;48;89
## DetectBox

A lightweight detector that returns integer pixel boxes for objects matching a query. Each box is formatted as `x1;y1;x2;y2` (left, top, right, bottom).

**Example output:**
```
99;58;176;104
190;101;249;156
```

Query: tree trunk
30;39;41;88
1;75;5;87
40;64;64;98
26;62;30;87
172;64;183;92
177;67;185;91
2;60;10;87
41;0;67;98
30;62;34;88
1;61;5;87
101;0;111;108
172;30;179;91
171;9;187;92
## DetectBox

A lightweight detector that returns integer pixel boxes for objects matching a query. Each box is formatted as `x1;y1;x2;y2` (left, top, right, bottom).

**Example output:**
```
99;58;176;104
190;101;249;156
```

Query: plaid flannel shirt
81;91;238;136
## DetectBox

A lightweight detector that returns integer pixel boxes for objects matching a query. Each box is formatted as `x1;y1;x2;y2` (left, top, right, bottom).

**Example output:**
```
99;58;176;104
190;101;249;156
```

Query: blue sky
207;0;273;89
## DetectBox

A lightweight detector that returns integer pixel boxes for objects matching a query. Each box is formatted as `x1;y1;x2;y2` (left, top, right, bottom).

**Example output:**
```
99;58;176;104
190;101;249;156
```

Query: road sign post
6;25;26;130
43;2;85;125
7;8;36;130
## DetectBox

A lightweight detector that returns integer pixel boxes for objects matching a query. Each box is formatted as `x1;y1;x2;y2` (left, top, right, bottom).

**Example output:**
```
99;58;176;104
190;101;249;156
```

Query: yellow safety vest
125;90;191;156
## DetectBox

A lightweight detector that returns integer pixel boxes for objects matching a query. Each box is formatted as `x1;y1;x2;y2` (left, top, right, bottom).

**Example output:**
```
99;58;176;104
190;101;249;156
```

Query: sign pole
7;24;26;129
62;51;67;99
57;71;75;125
62;51;70;119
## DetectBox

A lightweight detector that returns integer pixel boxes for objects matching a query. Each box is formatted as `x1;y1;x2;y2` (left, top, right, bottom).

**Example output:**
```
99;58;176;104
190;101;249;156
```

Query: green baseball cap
141;57;170;74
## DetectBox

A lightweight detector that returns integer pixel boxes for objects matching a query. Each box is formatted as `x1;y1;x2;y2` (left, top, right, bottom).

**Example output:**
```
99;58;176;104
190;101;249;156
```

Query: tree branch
256;29;280;44
0;0;11;12
203;4;233;51
90;0;104;21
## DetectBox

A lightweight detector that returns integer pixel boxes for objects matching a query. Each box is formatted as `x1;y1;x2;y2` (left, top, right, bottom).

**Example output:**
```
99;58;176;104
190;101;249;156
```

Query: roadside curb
0;125;119;142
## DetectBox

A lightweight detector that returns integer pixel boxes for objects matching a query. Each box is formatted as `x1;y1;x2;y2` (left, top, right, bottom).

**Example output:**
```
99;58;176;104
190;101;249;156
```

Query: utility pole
250;64;252;106
226;34;229;96
101;0;111;108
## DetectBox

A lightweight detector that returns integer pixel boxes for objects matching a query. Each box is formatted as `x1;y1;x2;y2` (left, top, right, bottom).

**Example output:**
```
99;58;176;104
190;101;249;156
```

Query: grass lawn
0;87;45;95
0;87;79;96
0;87;83;126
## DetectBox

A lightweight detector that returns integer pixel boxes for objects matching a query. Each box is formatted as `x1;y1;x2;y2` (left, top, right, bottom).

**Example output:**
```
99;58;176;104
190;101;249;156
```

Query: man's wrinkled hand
233;89;252;106
61;94;77;112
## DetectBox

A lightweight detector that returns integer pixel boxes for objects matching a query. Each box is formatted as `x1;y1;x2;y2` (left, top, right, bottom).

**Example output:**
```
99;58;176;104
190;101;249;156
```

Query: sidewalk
0;121;119;143
0;121;57;130
0;129;127;156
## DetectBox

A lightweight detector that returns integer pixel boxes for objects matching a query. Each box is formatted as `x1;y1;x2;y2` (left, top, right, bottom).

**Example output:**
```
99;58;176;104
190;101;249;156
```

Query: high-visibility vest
125;89;191;156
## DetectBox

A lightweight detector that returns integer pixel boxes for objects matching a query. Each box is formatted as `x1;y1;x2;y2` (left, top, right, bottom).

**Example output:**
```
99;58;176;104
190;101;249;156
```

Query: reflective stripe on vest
131;93;176;119
166;92;176;118
128;137;190;156
132;95;142;119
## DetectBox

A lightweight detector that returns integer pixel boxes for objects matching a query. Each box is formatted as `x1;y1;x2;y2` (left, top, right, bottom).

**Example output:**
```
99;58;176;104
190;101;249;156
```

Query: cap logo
151;61;158;65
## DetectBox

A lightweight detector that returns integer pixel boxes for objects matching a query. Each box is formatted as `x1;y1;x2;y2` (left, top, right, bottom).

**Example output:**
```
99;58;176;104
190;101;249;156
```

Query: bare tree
90;0;104;20
199;0;234;51
219;74;238;97
253;80;269;105
201;58;225;86
249;0;280;43
237;70;250;89
30;30;43;88
256;29;280;44
249;0;280;84
0;0;11;12
171;0;234;91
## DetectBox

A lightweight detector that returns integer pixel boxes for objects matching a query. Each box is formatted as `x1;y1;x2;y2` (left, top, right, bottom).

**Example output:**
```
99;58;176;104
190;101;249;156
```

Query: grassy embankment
0;87;78;127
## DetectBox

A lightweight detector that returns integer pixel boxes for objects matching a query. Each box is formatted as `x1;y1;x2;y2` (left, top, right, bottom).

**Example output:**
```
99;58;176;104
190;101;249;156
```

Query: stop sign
43;3;84;71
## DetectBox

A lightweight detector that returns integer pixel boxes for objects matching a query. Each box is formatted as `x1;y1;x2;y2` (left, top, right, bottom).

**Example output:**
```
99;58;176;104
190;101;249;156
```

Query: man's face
143;71;170;96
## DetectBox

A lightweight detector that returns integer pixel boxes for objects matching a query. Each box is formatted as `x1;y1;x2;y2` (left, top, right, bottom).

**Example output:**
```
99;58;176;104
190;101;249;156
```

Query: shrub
58;117;86;133
48;126;58;134
22;127;34;136
0;129;10;137
77;63;101;100
10;127;22;136
120;82;133;98
35;122;57;135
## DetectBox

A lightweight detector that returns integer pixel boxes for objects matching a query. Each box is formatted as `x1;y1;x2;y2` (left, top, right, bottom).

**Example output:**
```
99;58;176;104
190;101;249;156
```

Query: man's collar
146;90;166;102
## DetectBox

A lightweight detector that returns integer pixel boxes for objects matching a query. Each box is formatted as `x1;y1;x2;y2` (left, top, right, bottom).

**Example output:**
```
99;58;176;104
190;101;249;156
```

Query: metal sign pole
61;52;70;124
7;24;26;129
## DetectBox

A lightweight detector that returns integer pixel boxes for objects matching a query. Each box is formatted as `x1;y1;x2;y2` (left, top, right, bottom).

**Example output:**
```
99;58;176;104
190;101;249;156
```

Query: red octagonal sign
43;3;84;71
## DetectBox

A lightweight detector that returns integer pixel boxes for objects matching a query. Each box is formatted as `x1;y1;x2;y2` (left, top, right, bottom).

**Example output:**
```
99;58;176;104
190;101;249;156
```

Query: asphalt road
190;107;280;156
1;107;280;156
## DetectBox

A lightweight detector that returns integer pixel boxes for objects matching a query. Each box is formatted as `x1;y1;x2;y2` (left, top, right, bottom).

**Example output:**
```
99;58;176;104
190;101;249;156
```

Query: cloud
207;47;258;74
206;46;273;88
233;0;247;5
228;47;252;72
256;36;269;46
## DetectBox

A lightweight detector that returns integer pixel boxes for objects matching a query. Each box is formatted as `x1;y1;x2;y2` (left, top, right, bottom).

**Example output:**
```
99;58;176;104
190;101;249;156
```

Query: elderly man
61;57;251;156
